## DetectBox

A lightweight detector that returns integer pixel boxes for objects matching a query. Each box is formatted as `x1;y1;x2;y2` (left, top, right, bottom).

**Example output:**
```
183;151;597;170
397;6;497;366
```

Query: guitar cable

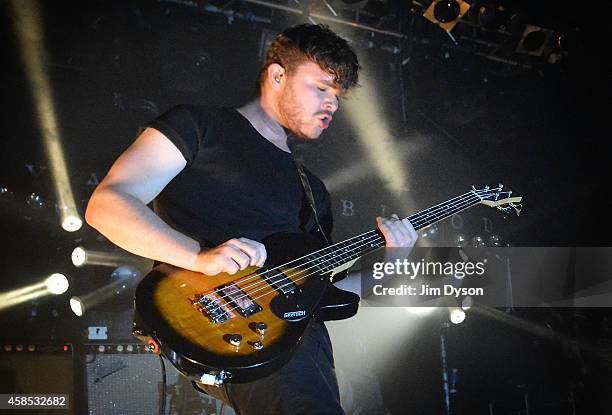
159;354;167;415
160;356;229;415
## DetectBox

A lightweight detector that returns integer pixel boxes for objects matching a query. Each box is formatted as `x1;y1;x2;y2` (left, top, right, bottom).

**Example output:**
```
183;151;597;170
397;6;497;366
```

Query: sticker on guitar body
283;310;306;318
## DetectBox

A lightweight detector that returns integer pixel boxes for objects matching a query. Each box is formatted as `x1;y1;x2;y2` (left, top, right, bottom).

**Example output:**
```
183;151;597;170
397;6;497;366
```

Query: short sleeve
146;105;205;167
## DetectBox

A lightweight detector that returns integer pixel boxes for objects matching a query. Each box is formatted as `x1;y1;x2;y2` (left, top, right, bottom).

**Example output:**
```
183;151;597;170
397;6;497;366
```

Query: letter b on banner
341;200;354;217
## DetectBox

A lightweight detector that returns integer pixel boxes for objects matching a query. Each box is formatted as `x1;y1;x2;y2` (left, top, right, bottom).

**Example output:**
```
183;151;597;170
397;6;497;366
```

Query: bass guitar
133;185;522;385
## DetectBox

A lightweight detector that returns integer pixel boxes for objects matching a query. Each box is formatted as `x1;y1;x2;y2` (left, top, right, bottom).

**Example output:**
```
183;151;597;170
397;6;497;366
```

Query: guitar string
199;190;482;309
200;189;484;303
202;190;486;314
218;193;484;312
201;191;487;316
202;191;484;314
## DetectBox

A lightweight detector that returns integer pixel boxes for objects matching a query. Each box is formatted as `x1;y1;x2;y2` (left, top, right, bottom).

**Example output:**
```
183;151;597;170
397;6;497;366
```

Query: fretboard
283;190;482;275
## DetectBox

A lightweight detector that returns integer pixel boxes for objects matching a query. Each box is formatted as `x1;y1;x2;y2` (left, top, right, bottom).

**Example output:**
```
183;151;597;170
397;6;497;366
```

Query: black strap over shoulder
294;160;331;246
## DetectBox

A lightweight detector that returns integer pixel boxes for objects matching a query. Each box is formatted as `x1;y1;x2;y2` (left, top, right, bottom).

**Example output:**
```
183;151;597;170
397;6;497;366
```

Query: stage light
26;193;45;209
424;0;470;32
471;235;485;247
69;266;142;317
0;185;12;205
69;297;84;317
516;24;553;56
45;273;69;295
489;234;502;246
420;224;439;239
434;1;460;23
461;295;473;310
61;212;82;232
454;234;468;247
403;307;437;316
449;307;466;324
71;247;87;267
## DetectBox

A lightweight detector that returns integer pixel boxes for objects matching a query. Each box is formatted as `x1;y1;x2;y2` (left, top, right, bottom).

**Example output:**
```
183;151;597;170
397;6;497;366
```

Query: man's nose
323;94;338;113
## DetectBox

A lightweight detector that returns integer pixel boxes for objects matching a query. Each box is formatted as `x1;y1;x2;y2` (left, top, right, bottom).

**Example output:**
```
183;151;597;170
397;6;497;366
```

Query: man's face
278;61;341;139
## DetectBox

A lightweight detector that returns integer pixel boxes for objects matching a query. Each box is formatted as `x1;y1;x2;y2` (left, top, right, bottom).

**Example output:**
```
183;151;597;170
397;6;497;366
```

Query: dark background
0;1;610;413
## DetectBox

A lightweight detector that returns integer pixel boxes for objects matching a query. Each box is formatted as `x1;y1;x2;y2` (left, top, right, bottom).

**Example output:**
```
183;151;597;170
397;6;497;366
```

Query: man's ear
267;63;286;91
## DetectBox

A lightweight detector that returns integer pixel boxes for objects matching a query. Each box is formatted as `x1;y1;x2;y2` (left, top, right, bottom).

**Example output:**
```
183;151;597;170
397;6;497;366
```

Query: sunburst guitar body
134;232;359;385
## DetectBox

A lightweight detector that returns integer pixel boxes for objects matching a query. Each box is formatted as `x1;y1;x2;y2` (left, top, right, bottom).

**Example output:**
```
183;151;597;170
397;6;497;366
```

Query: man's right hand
194;237;267;276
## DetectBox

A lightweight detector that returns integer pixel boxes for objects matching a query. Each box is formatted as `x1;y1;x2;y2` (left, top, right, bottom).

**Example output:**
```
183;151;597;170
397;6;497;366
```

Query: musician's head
259;24;360;139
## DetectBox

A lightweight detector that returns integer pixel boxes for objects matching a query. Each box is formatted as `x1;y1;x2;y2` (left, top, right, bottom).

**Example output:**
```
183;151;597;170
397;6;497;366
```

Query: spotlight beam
0;273;69;312
0;288;49;312
0;283;47;305
69;266;142;316
71;246;153;272
9;0;82;232
343;64;413;209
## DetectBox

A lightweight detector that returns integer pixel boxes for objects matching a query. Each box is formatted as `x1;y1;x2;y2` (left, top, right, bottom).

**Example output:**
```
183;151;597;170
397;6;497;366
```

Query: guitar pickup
214;282;262;319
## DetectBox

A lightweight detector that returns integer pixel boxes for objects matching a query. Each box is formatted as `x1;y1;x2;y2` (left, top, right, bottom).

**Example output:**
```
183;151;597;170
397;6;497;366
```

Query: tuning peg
497;205;510;214
498;183;503;189
510;202;522;217
485;185;490;191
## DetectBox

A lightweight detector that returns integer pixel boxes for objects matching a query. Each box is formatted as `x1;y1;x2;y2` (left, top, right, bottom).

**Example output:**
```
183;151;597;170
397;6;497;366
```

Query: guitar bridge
193;282;261;324
193;293;233;324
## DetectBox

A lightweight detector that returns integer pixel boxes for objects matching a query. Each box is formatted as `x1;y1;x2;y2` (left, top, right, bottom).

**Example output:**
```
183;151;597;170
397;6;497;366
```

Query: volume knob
229;334;242;348
255;322;267;336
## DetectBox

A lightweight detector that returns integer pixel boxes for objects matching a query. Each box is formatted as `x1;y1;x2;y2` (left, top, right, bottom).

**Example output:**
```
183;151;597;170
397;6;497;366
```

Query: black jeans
195;322;344;415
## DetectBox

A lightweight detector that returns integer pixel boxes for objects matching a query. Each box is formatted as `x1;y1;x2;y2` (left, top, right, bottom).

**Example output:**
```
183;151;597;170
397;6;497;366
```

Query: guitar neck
407;190;482;231
287;190;483;275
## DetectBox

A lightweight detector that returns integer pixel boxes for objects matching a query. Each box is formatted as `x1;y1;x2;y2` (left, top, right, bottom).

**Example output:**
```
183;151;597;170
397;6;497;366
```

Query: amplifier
0;341;74;415
83;343;232;415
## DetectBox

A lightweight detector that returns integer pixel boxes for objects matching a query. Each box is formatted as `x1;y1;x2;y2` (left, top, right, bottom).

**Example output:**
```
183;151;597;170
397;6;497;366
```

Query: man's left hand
376;214;418;248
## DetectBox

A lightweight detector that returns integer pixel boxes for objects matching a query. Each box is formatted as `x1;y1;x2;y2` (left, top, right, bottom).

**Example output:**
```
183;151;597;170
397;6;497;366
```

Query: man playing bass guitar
86;24;417;415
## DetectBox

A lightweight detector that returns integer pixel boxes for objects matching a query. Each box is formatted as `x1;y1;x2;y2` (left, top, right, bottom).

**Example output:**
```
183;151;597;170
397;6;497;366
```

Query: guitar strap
293;160;331;246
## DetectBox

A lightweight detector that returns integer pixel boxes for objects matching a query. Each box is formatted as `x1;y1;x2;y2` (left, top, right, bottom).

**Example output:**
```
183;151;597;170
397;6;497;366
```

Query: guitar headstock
471;184;523;216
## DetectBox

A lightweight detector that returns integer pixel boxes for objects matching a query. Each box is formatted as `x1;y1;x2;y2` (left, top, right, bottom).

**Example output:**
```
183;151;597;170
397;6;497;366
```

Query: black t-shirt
147;105;332;248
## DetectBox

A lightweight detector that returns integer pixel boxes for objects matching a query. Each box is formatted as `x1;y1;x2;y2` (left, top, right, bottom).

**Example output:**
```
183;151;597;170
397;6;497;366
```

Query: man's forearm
85;188;201;271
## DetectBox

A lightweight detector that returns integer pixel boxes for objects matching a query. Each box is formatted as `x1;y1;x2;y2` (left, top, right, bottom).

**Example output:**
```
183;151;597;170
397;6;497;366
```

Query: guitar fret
290;192;483;275
409;194;480;230
313;248;335;273
307;252;326;274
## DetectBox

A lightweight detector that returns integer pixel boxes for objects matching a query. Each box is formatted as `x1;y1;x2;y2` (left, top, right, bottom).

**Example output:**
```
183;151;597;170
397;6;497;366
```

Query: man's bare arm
85;128;203;270
86;128;267;274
